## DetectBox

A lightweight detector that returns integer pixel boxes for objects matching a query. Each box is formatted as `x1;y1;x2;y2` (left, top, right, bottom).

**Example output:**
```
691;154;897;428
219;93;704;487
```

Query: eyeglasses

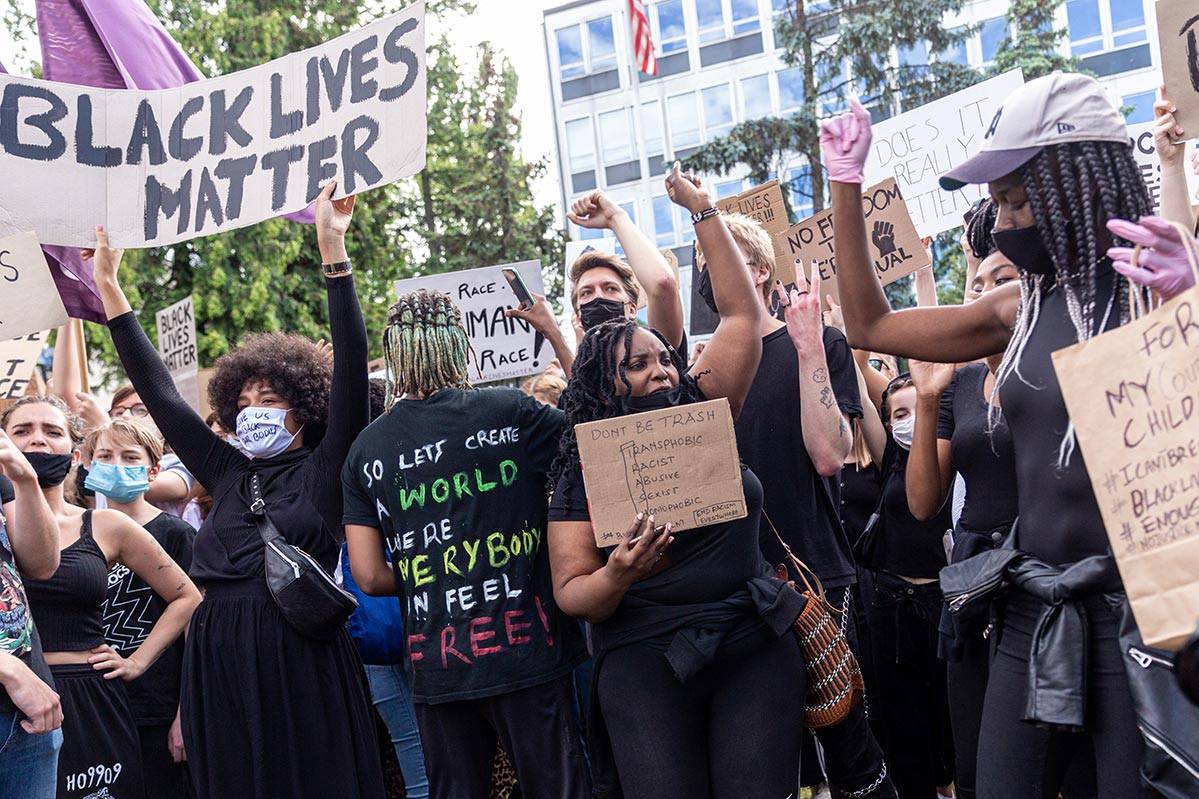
111;404;150;419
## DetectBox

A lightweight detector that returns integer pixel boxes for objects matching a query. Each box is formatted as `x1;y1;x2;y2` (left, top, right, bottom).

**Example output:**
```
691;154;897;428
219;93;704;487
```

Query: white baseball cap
939;72;1130;191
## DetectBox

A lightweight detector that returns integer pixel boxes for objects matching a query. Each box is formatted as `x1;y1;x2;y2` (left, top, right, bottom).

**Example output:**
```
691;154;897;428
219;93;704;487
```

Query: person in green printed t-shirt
343;289;589;799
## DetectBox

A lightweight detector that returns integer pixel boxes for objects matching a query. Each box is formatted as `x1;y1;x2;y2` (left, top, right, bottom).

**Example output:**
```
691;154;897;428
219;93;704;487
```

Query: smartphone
502;267;534;310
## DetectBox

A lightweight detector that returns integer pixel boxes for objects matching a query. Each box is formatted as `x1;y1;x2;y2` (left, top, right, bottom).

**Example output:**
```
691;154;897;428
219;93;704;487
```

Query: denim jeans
0;711;62;799
365;664;428;799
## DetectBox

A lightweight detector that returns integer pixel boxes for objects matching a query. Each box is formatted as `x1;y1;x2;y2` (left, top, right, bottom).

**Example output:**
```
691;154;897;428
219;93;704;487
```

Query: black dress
107;276;382;799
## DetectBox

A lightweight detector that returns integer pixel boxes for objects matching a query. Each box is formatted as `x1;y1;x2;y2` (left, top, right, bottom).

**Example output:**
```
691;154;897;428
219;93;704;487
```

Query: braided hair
965;198;999;260
548;320;701;490
990;139;1153;466
382;289;474;408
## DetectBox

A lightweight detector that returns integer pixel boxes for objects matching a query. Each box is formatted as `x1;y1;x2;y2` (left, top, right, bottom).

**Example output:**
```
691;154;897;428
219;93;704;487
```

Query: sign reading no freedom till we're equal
0;3;427;249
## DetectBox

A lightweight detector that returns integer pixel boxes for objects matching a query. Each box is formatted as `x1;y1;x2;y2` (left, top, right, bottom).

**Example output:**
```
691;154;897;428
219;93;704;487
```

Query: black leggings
598;630;805;799
946;629;989;799
976;592;1149;799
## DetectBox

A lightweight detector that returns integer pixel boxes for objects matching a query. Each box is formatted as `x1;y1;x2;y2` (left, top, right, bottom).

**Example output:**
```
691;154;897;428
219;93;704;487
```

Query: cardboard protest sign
715;180;790;239
0;330;48;400
865;70;1024;237
156;297;199;411
1128;119;1199;213
394;261;546;384
1157;0;1199;135
0;231;68;341
574;398;746;547
774;178;930;305
1052;239;1199;649
0;3;426;249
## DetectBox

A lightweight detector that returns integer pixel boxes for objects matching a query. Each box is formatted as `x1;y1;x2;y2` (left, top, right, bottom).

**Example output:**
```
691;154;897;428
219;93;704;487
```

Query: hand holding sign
1154;87;1187;169
819;98;873;184
1107;216;1199;301
606;513;674;585
315;181;356;264
665;162;711;214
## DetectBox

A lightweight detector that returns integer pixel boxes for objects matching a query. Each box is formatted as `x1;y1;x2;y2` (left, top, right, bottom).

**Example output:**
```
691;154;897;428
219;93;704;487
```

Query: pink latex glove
1107;216;1199;301
819;98;873;184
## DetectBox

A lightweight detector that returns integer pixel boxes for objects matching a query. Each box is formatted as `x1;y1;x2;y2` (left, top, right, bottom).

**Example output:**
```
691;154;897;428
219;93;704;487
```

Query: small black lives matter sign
574;398;746;547
156;297;199;410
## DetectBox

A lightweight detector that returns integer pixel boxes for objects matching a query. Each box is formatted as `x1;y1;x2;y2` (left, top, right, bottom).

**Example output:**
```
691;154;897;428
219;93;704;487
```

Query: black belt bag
250;474;356;640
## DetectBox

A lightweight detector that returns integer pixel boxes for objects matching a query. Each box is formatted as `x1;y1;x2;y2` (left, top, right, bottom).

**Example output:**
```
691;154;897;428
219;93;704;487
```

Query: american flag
628;0;657;76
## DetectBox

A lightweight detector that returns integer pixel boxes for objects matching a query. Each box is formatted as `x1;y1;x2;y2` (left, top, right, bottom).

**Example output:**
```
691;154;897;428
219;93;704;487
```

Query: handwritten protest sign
0;330;48;400
394;261;546;384
0;3;426;249
1053;241;1199;649
1157;0;1199;134
0;232;68;341
774;178;930;305
575;398;746;547
865;70;1024;237
1128;120;1199;213
156;297;199;411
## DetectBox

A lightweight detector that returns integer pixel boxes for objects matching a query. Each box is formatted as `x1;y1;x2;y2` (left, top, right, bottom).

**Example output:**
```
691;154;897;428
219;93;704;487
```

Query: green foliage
994;0;1076;80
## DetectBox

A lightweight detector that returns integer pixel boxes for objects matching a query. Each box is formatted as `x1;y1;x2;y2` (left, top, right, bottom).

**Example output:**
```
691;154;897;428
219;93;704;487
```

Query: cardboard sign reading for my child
575;398;746;547
1052;249;1199;650
1156;0;1199;135
774;178;929;305
0;231;68;341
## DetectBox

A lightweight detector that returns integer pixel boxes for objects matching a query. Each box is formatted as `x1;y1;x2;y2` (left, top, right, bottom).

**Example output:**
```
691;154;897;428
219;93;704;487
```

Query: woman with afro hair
545;164;808;798
88;182;382;799
827;74;1194;797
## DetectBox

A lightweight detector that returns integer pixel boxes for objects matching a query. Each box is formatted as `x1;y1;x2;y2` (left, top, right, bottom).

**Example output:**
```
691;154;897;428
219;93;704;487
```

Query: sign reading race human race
0;3;427;249
155;296;199;411
574;398;746;547
774;178;930;305
0;330;48;400
394;261;546;384
1128;119;1199;213
1157;0;1199;134
1052;231;1199;650
0;231;68;341
864;70;1025;237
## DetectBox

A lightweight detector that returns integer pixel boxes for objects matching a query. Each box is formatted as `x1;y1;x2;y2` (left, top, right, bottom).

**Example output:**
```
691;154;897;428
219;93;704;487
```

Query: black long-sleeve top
107;277;369;584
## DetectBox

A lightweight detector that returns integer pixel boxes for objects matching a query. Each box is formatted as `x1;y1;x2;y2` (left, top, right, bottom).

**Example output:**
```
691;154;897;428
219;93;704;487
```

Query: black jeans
866;573;954;799
976;592;1149;799
414;674;590;799
598;629;805;799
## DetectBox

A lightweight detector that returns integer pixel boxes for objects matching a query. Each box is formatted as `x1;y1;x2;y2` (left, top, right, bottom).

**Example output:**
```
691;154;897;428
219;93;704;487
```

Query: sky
0;0;565;207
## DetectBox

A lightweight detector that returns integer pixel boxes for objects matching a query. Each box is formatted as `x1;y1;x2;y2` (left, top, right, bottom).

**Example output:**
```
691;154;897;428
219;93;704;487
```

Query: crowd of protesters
2;72;1199;799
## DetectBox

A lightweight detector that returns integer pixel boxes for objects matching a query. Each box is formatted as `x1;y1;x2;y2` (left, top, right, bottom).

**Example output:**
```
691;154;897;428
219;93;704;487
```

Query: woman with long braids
89;183;385;799
546;165;807;798
824;73;1167;797
342;290;589;799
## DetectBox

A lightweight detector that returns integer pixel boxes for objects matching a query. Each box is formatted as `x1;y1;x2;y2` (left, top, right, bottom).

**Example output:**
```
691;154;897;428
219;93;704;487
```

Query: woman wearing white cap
825;72;1190;798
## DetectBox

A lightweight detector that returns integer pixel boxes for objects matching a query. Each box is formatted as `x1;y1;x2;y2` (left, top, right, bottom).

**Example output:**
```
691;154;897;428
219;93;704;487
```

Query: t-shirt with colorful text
341;387;584;704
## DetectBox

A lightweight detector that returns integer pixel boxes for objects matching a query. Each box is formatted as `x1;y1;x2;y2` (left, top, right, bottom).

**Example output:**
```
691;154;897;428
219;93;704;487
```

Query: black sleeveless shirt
25;511;109;653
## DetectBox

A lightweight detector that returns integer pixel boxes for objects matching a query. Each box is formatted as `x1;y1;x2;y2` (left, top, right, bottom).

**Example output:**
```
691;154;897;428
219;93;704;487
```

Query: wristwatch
690;207;720;225
323;260;353;278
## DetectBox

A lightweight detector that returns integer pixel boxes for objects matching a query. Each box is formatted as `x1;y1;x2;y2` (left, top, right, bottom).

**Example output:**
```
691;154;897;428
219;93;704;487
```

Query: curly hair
548;320;701;490
207;333;332;434
965;198;999;260
0;395;85;445
382;290;473;407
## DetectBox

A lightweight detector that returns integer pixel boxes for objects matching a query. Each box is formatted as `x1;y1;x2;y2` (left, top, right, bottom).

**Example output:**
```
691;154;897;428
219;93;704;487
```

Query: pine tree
994;0;1076;80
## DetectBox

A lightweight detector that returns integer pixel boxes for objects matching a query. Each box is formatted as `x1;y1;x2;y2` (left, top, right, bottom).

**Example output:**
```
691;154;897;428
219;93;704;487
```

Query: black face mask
579;297;628;331
993;225;1055;276
697;266;718;315
75;463;95;498
618;385;685;414
24;452;73;488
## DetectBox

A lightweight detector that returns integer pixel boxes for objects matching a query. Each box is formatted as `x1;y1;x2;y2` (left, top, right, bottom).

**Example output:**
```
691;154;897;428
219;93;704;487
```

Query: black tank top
25;511;109;652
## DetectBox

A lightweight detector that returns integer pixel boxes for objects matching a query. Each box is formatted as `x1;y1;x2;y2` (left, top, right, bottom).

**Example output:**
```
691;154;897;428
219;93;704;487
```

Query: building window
667;92;701;150
696;0;760;43
556;16;618;80
777;66;803;113
642;101;666;157
788;166;814;218
599;108;636;167
565;117;595;174
980;17;1009;65
1067;0;1146;57
772;0;789;15
696;0;725;42
936;28;969;66
702;83;735;138
741;73;773;120
1123;90;1155;124
717;179;744;198
653;195;677;246
653;0;688;54
730;0;761;35
817;58;847;115
676;205;697;243
574;220;605;241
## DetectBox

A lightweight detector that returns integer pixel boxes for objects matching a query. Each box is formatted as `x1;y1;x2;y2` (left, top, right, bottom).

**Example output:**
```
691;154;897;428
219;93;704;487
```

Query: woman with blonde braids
343;290;589;799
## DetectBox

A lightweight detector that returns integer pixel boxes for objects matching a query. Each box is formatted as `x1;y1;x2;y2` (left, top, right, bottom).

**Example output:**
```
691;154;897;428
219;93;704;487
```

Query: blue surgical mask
84;463;150;503
236;407;300;459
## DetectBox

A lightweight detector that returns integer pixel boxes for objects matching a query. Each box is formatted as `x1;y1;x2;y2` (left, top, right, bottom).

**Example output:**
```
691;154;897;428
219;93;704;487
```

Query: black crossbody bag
249;474;357;640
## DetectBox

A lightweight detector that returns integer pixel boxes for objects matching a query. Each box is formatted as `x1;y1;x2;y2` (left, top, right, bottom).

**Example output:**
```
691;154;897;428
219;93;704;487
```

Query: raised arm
671;165;764;416
569;190;684;349
0;432;59;580
89;228;240;489
823;101;1017;363
51;320;107;431
505;292;575;378
1153;88;1197;232
906;361;956;521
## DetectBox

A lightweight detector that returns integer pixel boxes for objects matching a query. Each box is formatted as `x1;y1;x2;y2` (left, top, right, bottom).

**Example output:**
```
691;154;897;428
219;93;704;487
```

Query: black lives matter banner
0;3;426;248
